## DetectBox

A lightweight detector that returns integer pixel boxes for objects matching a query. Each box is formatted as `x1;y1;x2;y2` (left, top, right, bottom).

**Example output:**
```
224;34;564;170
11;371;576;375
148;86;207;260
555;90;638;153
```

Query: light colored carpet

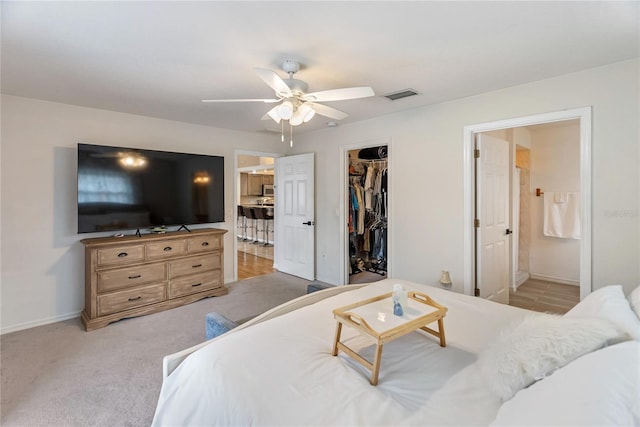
0;272;311;426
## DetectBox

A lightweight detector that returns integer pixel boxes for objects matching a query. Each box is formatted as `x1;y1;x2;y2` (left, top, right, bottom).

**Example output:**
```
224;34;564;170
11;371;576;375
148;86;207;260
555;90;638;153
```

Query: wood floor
237;251;276;280
236;239;276;281
509;278;580;314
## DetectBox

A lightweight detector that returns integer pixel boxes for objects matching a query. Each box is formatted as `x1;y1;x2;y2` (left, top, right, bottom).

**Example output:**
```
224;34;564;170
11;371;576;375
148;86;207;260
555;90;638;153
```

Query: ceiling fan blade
308;103;348;120
302;86;374;102
202;98;279;103
261;105;281;123
254;68;292;97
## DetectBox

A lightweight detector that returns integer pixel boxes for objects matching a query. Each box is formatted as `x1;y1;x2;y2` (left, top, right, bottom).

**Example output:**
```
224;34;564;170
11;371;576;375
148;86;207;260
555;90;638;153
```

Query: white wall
513;127;532;149
0;95;284;333
2;59;639;333
529;123;581;284
293;59;639;297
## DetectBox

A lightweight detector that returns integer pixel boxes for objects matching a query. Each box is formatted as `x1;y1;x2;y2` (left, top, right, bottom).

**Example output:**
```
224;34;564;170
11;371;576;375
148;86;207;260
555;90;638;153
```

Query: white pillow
491;341;640;426
566;285;640;341
477;314;619;401
628;286;640;321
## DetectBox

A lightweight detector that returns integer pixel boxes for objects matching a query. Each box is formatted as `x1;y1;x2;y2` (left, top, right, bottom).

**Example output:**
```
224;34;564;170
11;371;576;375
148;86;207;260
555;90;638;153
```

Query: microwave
262;184;274;196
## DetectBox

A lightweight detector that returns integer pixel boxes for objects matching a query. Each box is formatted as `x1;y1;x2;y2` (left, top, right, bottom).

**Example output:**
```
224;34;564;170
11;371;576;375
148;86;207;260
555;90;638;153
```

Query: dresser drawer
188;234;222;253
169;270;222;298
146;239;187;260
98;283;166;316
97;262;166;293
97;245;145;267
169;253;222;278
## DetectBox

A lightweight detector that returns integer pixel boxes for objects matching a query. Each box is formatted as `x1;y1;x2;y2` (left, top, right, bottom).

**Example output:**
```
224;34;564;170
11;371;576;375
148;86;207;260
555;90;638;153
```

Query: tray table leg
437;318;446;347
370;342;384;386
332;322;343;356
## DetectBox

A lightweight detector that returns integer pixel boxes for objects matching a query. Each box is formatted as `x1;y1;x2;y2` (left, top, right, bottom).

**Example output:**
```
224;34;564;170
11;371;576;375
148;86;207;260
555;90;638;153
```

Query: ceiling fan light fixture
298;103;316;123
277;101;293;120
290;107;305;126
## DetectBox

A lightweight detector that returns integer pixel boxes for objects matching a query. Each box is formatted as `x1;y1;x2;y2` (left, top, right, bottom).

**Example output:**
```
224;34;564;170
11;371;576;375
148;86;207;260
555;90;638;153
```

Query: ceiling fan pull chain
290;123;293;148
281;120;284;143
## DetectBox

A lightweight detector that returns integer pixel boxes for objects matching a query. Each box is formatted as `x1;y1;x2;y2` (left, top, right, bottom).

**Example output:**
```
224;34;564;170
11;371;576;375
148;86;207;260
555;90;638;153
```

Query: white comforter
153;279;531;426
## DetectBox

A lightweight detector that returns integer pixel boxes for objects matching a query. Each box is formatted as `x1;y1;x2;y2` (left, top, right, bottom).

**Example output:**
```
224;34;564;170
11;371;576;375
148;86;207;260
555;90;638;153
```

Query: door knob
302;221;315;226
505;229;513;235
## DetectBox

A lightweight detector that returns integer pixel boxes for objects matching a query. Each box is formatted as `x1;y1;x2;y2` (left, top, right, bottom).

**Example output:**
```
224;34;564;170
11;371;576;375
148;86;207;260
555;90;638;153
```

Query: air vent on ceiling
383;88;420;101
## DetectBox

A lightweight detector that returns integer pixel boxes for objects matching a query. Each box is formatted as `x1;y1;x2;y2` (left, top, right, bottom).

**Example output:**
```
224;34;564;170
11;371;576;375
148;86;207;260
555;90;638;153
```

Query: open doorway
235;152;278;281
463;107;592;310
343;141;390;285
479;120;581;313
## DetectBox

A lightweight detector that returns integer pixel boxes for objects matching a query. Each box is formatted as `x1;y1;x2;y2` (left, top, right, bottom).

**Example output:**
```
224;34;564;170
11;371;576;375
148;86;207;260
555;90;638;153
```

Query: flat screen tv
77;143;225;234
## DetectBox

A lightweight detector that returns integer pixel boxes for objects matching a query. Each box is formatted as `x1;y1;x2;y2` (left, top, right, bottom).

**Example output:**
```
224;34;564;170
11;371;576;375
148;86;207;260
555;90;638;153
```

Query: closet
347;145;388;284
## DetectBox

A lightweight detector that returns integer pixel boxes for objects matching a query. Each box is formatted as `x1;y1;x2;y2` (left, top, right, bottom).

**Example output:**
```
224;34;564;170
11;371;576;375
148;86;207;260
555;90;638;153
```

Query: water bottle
392;284;406;316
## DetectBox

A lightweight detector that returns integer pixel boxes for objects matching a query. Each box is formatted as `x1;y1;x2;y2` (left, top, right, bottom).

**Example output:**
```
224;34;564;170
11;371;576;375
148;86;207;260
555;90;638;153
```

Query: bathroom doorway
463;107;592;310
482;120;581;313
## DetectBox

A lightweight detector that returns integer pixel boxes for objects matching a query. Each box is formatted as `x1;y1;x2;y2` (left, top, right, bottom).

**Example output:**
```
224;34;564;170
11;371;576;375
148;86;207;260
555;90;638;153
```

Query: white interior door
275;153;315;280
476;134;510;303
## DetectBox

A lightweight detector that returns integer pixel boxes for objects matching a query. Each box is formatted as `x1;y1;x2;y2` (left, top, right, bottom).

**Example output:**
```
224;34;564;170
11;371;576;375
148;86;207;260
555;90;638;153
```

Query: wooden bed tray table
332;291;447;385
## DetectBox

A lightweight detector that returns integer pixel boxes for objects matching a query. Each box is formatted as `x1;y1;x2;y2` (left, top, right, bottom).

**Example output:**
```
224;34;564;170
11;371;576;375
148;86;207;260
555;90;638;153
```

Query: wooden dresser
81;228;227;331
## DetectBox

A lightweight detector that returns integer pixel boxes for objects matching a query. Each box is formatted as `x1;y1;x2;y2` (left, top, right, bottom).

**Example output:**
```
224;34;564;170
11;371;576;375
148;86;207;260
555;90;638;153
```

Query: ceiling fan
202;60;375;128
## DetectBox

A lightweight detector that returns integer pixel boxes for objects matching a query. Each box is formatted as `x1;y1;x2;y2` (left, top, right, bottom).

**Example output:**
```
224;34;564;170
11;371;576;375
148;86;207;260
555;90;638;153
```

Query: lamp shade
277;101;293;120
290;106;305;126
439;270;452;286
299;103;316;123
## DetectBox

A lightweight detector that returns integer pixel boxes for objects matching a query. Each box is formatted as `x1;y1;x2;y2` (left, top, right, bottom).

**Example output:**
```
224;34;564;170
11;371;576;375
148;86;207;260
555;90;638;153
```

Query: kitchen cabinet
240;173;248;196
240;172;274;196
248;174;263;195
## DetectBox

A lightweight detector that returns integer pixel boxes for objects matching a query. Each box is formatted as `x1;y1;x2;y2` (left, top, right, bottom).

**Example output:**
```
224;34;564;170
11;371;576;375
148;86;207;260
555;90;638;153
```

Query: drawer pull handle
128;274;142;279
128;296;142;302
163;247;172;252
192;264;202;268
201;242;209;247
192;283;202;287
117;252;128;258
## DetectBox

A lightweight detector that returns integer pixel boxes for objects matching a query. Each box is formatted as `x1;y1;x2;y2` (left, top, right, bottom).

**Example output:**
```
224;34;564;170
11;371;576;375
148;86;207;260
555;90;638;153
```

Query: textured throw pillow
628;286;640;321
491;341;640;426
565;285;640;341
477;314;619;402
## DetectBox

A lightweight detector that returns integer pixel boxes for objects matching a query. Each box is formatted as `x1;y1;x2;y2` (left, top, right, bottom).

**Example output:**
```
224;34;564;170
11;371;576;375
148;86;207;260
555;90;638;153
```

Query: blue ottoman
306;282;335;294
205;312;238;340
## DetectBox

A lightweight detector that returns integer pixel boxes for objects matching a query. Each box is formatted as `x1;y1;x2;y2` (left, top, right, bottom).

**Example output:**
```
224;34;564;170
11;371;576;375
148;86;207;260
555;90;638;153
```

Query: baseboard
529;273;580;286
1;310;82;335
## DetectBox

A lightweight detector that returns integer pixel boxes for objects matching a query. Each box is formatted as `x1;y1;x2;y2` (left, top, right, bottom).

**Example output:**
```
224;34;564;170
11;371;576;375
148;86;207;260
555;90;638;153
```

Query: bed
153;279;640;426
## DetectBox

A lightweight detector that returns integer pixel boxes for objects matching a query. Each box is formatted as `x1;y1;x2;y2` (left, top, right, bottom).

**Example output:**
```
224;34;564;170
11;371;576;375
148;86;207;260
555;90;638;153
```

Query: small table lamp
439;270;452;288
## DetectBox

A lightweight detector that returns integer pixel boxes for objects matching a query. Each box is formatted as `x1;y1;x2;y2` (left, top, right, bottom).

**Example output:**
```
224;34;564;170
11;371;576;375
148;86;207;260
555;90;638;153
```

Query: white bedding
153;279;534;426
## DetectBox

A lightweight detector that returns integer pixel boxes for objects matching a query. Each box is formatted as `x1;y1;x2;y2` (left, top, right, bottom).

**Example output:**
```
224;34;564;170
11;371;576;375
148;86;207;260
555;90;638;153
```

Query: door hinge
474;149;480;158
474;288;480;297
474;219;480;228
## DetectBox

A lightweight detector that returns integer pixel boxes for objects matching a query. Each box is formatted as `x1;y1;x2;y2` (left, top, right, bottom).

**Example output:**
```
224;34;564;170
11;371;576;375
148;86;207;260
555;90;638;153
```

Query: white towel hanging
543;192;580;239
554;192;569;203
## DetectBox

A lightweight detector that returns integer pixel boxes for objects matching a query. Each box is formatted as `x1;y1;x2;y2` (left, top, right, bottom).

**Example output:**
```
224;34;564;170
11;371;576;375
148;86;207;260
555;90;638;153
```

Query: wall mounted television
77;143;225;234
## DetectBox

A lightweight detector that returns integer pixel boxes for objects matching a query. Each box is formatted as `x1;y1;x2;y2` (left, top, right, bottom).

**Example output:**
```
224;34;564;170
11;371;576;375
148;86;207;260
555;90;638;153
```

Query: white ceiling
2;1;638;135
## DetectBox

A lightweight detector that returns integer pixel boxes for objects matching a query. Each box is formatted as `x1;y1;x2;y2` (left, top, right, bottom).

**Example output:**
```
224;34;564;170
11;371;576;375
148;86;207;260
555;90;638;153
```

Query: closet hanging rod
351;158;387;164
